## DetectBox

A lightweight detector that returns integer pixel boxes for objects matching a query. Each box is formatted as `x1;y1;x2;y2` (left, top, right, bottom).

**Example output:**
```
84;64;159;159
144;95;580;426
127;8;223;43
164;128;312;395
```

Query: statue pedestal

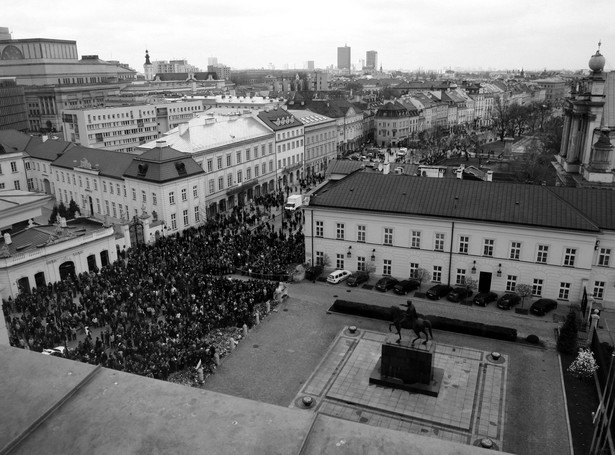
369;335;443;397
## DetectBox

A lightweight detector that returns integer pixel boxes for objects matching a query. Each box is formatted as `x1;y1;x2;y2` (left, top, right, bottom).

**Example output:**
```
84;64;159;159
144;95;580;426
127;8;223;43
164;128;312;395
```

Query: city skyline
2;0;614;73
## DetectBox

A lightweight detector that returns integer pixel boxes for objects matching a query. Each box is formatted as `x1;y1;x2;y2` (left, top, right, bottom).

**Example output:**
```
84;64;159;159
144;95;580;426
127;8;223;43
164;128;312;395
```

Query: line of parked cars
324;269;558;316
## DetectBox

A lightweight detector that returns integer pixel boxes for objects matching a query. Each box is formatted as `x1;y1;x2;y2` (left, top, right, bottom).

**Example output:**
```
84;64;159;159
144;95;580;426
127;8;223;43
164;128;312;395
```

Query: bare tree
414;268;431;290
464;277;478;294
515;284;533;308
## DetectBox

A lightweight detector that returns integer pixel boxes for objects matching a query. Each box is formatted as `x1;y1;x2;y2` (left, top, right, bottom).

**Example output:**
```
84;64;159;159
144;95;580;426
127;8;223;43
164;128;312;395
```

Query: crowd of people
3;194;307;380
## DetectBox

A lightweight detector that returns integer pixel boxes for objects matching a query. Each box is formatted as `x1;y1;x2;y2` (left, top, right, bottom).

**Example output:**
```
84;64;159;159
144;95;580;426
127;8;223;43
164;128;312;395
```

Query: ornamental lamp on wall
371;249;376;262
347;246;352;258
497;264;502;277
471;260;476;274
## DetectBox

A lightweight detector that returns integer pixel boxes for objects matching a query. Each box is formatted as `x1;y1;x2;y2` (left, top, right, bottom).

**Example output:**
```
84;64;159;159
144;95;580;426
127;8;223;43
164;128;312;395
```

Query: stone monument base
368;335;443;397
369;360;444;397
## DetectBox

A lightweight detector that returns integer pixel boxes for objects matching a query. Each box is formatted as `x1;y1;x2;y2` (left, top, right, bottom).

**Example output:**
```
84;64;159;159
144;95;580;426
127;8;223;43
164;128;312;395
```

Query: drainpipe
448;221;454;287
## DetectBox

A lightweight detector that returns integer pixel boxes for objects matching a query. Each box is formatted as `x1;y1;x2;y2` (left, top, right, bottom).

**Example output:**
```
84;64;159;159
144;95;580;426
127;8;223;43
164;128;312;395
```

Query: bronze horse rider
389;300;433;345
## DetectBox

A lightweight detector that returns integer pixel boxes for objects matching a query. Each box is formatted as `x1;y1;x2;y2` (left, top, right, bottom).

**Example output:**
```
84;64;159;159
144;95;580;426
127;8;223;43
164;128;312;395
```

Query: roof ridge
543;186;600;231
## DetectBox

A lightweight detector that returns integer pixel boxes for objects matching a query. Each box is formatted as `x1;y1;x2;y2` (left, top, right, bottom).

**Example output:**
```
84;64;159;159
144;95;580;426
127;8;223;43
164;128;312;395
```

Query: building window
357;256;366;272
532;278;543;297
171;213;177;230
409;262;419;278
357;225;366;242
227;154;232;166
316;251;324;266
218;177;224;190
563;248;576;267
152;193;157;205
181;188;187;201
169;191;175;205
207;160;213;172
10;161;18;173
432;265;442;283
537;245;548;263
315;221;323;237
558;282;571;300
102;181;106;192
246;148;250;161
112;202;117;218
96;198;101;214
217;156;223;169
236;151;241;164
227;174;233;187
336;223;345;240
183;209;189;226
506;275;517;292
593;281;605;300
237;170;242;183
456;268;466;285
132;188;137;200
483;239;494;257
246;168;251;180
105;200;110;215
411;231;421;248
193;185;198;198
14;180;20;190
109;183;114;194
142;191;146;203
384;227;393;246
510;242;521;260
598;248;611;267
336;254;344;269
459;236;469;254
434;233;444;251
383;259;392;276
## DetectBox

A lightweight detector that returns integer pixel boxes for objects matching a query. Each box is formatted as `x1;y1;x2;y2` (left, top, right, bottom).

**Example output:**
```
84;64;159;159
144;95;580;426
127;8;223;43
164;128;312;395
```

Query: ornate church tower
143;50;154;81
557;43;614;186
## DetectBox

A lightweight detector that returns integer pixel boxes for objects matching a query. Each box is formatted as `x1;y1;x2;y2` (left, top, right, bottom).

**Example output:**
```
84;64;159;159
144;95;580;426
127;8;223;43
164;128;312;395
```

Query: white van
327;269;352;284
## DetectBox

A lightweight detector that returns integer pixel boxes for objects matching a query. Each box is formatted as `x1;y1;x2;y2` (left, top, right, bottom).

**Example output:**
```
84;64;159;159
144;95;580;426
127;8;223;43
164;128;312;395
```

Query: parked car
327;269;352;284
530;298;558;316
473;291;498;306
305;265;323;281
375;277;399;292
346;271;369;287
426;284;453;300
497;293;522;310
42;346;67;357
393;279;421;295
446;287;473;303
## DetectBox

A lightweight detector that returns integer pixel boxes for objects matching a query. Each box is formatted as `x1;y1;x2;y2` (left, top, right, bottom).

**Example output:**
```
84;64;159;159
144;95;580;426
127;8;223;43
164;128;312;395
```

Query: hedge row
331;299;517;342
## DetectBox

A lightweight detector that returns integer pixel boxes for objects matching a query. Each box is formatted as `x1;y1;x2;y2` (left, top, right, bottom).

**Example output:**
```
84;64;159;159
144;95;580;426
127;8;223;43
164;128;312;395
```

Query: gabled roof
309;173;605;232
25;137;74;161
303;100;362;119
52;146;135;179
0;130;37;153
123;145;204;183
256;108;303;131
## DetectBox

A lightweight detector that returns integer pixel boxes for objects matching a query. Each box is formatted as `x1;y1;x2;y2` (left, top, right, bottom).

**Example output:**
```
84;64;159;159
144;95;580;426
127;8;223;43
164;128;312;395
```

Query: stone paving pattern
291;327;507;448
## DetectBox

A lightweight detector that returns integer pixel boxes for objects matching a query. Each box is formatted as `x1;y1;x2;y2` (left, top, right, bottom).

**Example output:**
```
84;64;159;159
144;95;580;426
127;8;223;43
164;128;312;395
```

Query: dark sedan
473;291;498;306
393;279;421;295
497;293;522;310
530;298;558;316
446;287;473;303
375;277;399;292
426;284;453;300
347;271;369;287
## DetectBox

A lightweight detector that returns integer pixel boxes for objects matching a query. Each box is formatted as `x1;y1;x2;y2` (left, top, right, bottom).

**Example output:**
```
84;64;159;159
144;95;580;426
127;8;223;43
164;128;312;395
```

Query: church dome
589;49;605;73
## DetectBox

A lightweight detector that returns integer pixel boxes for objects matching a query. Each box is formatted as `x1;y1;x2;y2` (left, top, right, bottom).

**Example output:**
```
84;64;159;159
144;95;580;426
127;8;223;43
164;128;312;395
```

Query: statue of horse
388;301;433;345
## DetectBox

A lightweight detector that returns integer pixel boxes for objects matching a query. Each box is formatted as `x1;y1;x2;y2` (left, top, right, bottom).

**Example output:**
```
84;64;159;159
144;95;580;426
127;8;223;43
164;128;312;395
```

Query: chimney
486;170;493;182
42;135;48;143
382;163;390;175
3;233;12;245
156;139;167;148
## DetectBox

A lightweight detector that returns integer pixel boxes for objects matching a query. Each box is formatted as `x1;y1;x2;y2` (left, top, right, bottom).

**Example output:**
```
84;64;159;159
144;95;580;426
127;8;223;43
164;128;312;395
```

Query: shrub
557;309;579;354
526;334;540;344
568;348;599;380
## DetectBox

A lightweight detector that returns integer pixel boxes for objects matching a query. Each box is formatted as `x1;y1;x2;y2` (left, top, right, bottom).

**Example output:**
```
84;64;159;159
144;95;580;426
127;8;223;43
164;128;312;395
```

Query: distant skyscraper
307;60;314;70
337;45;351;70
366;50;378;70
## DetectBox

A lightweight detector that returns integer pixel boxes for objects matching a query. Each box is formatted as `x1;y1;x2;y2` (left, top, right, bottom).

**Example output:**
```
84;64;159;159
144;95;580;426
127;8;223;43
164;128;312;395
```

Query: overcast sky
4;0;614;73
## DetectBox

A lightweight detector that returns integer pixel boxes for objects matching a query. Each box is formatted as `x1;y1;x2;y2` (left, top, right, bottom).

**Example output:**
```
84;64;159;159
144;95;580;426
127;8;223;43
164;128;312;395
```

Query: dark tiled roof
256;109;303;131
24;136;75;161
549;186;615;230
0;129;38;153
123;146;204;183
309;173;603;232
52;146;135;179
326;160;364;176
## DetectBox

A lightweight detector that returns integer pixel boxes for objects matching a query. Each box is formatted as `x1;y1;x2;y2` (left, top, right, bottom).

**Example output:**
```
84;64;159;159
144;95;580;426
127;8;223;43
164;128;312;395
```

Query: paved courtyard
290;327;507;448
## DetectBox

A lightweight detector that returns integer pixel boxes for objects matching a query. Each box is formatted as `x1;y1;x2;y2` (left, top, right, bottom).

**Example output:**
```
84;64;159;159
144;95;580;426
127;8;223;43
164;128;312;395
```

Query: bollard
266;301;271;313
214;352;220;366
255;312;260;325
229;338;236;351
243;324;248;337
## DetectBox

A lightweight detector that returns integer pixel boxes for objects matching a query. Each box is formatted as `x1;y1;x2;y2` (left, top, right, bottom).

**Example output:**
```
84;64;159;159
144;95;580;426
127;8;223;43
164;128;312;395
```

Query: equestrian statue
389;300;433;345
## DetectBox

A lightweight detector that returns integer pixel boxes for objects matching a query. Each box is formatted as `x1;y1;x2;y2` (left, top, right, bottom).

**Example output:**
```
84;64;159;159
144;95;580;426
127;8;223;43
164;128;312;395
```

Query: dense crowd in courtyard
2;192;307;380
